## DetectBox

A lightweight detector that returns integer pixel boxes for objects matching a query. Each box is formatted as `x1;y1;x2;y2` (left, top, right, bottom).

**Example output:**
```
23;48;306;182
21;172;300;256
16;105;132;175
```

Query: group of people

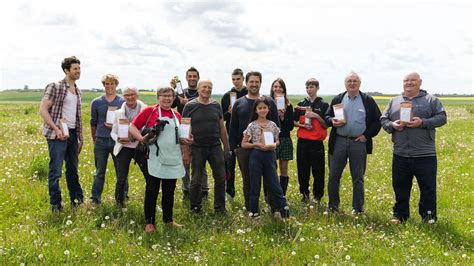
40;56;447;232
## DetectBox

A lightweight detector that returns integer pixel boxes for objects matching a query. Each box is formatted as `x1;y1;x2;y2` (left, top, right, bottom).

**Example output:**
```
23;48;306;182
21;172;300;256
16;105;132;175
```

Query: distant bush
30;155;49;180
24;106;35;115
466;105;474;115
25;124;38;135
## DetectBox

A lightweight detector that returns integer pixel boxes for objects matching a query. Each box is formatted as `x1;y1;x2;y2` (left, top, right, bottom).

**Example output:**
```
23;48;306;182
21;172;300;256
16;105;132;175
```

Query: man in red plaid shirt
39;56;84;212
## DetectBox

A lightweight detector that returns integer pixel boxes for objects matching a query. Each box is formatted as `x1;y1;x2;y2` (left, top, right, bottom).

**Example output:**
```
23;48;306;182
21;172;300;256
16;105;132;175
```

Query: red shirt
132;105;182;129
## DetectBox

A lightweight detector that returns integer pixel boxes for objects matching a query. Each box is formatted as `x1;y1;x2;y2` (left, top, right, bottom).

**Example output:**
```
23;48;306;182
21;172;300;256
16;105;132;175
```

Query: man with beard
229;71;280;211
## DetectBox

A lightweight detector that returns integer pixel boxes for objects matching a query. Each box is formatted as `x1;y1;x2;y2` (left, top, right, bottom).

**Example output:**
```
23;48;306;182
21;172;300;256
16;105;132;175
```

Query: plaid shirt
42;78;83;141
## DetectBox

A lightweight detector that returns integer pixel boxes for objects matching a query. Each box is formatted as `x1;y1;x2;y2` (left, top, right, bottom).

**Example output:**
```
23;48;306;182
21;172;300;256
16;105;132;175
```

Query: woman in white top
110;85;146;206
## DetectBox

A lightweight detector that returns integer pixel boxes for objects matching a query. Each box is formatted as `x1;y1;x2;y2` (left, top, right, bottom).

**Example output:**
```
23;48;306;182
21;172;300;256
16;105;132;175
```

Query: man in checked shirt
39;56;84;212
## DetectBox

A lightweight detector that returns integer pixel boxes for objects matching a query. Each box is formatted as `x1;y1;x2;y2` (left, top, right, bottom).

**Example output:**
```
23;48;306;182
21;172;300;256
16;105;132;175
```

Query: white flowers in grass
345;255;351;260
236;229;245;235
64;250;70;255
38;253;44;260
291;251;296;256
129;220;135;225
66;220;73;226
314;254;320;259
101;223;105;228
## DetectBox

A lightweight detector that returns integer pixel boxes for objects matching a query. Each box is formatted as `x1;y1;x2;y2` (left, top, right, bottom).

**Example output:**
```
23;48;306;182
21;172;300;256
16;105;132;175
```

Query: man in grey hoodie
381;72;447;224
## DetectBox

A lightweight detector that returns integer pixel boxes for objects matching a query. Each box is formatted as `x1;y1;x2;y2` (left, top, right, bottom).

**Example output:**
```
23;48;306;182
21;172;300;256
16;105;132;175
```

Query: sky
0;0;472;95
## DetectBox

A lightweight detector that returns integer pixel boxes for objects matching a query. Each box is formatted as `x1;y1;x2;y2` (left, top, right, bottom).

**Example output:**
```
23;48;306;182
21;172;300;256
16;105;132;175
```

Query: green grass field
0;91;472;264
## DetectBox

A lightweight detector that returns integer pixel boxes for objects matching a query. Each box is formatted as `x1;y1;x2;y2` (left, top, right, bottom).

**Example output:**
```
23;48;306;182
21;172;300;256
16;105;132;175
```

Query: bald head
404;72;421;80
403;72;422;98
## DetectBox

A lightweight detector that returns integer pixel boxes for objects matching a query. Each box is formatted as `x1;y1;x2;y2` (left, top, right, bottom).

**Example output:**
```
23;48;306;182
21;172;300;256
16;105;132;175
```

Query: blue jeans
91;137;125;203
249;149;289;216
392;154;437;221
47;129;84;209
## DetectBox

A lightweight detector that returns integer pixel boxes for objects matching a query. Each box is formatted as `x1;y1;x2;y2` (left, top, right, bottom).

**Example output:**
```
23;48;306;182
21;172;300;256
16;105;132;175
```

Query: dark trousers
249;149;288;216
115;147;135;204
392;154;437;221
225;151;236;195
296;139;325;200
235;147;251;210
47;129;83;208
190;145;226;212
328;136;367;212
139;158;177;224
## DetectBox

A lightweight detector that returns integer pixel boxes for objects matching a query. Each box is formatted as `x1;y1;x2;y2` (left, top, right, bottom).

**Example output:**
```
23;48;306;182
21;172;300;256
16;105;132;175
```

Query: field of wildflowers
0;98;472;264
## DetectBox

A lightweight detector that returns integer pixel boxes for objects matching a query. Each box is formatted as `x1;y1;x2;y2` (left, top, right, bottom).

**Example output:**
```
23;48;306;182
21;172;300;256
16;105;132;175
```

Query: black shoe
327;206;340;214
182;191;190;201
51;204;62;213
201;191;208;200
190;206;201;214
311;197;321;205
226;189;235;198
301;193;310;204
91;198;100;205
71;198;83;209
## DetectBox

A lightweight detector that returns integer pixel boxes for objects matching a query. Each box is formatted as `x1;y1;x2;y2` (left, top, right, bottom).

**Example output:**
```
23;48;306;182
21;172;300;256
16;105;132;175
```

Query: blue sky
0;0;472;95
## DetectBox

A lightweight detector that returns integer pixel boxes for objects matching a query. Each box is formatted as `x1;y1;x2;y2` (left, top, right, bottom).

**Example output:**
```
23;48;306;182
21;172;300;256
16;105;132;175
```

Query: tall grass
0;102;472;264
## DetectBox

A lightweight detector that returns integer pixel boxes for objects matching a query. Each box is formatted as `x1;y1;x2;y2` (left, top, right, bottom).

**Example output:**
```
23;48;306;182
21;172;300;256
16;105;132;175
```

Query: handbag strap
141;106;158;131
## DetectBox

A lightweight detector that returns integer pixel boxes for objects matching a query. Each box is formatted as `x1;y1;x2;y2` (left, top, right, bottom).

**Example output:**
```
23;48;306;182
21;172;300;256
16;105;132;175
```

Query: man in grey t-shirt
381;72;447;224
182;80;230;213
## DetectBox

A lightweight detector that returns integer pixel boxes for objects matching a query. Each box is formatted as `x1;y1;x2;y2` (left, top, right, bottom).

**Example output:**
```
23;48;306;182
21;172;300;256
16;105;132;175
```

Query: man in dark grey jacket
381;72;447;224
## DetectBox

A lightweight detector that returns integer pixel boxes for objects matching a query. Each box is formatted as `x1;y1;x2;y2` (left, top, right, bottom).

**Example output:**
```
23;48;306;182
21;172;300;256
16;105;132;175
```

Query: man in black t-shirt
221;68;248;198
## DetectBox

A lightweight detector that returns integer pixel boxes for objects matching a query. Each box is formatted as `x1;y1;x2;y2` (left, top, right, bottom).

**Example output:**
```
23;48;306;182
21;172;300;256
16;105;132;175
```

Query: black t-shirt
221;87;248;132
182;99;223;147
172;87;199;114
293;97;329;122
278;103;294;138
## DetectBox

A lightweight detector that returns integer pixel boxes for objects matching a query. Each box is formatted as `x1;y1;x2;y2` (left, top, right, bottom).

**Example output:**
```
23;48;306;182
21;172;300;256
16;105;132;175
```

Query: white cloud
0;0;471;95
